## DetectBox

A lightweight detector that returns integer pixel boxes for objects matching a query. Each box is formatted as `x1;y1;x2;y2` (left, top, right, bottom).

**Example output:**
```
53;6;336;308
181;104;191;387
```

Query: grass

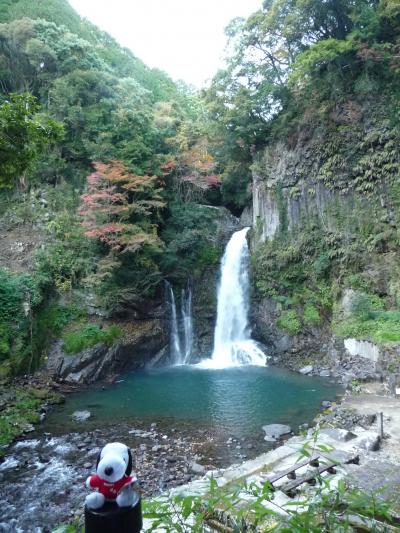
62;324;122;354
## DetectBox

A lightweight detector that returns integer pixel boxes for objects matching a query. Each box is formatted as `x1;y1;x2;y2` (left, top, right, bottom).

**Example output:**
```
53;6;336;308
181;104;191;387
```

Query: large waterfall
165;280;194;365
203;227;266;368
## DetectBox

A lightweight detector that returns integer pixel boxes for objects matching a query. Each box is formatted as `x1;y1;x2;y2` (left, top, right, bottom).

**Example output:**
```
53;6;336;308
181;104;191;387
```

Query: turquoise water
44;365;341;438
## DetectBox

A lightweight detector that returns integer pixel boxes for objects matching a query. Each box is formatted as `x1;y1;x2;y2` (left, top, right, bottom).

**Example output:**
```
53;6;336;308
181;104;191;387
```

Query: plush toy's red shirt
88;475;134;500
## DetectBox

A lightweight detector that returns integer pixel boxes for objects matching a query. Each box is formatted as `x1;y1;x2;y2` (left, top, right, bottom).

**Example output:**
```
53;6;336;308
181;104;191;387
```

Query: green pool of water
44;365;341;438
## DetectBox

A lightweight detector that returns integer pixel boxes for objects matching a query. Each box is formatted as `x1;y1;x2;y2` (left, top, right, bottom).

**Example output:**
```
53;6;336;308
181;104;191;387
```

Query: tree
79;160;165;253
0;92;63;187
161;137;221;203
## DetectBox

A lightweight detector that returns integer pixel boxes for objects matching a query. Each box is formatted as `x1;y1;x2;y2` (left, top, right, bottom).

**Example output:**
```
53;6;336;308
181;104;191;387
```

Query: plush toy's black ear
126;448;132;476
95;451;101;470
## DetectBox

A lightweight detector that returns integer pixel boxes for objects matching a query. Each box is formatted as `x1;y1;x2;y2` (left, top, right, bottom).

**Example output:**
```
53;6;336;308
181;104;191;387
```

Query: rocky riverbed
0;418;276;532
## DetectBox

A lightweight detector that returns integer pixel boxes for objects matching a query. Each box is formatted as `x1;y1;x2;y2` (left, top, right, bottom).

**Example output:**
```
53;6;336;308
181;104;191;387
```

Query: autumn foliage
161;138;221;202
79;161;165;253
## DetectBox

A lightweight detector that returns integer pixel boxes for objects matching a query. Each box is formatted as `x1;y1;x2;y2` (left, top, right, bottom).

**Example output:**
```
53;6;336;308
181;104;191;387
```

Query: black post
85;498;142;533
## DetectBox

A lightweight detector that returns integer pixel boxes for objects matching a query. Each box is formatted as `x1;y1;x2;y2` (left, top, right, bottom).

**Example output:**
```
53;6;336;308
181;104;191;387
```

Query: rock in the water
322;401;332;408
299;365;313;375
190;461;205;475
262;424;292;440
72;410;91;422
319;370;331;377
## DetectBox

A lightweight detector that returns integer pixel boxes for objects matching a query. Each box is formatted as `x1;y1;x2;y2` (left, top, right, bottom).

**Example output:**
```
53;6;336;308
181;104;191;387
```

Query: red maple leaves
79;161;164;253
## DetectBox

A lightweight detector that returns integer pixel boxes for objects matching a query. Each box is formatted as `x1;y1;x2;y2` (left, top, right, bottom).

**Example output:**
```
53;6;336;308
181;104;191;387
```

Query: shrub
277;310;301;336
303;304;321;325
351;293;384;321
62;324;122;354
334;316;400;344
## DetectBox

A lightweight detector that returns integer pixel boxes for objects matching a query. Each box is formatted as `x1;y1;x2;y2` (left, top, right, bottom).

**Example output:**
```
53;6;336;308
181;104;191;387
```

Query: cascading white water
202;227;266;368
165;281;182;364
165;280;194;365
181;279;193;364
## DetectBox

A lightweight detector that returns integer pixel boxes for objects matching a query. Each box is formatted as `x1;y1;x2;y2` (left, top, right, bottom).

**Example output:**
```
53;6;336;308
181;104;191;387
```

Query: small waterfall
202;227;266;368
165;280;194;365
181;279;193;364
165;281;182;364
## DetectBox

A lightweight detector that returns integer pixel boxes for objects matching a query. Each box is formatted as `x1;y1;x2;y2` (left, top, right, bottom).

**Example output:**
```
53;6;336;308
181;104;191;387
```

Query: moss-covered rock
0;384;64;456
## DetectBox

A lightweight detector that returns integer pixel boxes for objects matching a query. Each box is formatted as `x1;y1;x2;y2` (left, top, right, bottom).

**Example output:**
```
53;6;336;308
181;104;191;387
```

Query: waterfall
181;279;193;364
202;227;266;368
165;281;183;364
165;280;194;365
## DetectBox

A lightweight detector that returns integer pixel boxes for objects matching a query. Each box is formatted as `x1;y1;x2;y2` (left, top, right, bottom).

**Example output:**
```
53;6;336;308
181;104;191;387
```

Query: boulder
72;410;91;422
48;319;168;384
262;424;292;440
319;428;356;442
357;432;381;452
190;462;205;475
299;365;313;375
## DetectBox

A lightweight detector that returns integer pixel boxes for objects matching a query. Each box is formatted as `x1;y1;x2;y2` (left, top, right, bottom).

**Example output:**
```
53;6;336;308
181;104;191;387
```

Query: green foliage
203;0;400;210
36;303;85;337
0;386;64;453
0;232;90;375
351;293;384;320
313;119;400;197
290;38;357;89
334;316;400;344
0;93;63;187
0;3;213;318
62;324;122;354
277;310;301;336
52;522;83;533
0;268;44;369
0;391;40;447
160;202;220;279
334;292;400;344
303;304;321;326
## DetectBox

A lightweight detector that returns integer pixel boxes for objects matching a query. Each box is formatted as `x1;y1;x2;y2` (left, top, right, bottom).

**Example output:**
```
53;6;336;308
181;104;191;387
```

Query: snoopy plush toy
86;442;138;509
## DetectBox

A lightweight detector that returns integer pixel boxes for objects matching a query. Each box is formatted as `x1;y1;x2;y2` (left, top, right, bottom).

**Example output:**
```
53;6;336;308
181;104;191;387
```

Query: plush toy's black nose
105;467;113;476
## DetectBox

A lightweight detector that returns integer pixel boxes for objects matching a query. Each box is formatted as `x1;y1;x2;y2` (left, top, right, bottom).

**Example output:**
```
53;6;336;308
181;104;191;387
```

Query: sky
68;0;262;87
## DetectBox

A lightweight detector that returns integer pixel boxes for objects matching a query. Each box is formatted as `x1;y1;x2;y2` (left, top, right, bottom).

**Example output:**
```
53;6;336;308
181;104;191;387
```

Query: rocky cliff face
48;320;167;384
251;142;396;244
248;106;400;386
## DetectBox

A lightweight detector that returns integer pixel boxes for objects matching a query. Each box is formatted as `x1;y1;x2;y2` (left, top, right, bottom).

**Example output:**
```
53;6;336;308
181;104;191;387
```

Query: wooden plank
267;452;320;485
283;462;338;496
